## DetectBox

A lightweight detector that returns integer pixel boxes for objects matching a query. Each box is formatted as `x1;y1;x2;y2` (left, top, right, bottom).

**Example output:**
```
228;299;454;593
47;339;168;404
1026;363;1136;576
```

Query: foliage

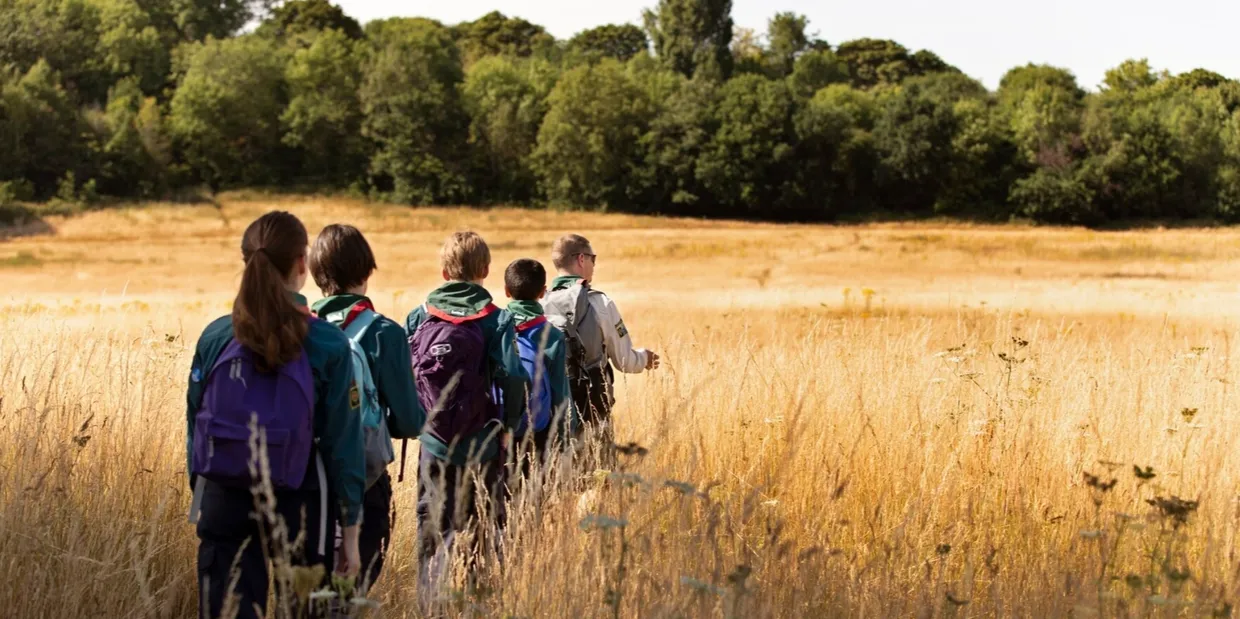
568;24;648;62
0;1;1239;225
532;60;652;209
360;18;470;204
168;35;288;190
643;0;734;80
257;0;363;41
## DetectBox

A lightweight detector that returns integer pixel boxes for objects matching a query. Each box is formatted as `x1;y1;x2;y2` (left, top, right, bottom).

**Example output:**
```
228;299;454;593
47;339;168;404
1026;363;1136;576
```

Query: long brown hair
233;211;309;371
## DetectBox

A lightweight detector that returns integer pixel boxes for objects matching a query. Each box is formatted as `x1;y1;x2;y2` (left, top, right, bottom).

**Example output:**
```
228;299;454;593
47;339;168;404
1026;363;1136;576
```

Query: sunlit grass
3;195;1240;617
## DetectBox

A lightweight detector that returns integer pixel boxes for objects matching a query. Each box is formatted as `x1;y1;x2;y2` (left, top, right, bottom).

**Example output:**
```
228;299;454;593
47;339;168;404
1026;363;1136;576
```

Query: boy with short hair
503;258;577;460
405;231;528;582
308;223;426;592
543;234;660;449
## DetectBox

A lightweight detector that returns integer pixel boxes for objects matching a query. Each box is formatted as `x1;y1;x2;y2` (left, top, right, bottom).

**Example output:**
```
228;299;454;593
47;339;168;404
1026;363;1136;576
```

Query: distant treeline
2;0;1240;225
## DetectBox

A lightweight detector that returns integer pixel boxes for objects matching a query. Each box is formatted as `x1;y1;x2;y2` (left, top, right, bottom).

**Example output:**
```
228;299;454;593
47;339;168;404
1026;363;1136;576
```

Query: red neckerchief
515;315;548;333
426;302;499;325
339;298;376;329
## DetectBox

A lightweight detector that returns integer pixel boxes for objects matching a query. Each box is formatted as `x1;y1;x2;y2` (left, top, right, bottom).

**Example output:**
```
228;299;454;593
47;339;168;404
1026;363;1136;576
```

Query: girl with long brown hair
186;211;364;618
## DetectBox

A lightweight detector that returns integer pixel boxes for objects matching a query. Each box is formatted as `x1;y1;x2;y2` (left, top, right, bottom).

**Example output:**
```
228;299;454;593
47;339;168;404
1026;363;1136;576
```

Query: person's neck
344;285;367;296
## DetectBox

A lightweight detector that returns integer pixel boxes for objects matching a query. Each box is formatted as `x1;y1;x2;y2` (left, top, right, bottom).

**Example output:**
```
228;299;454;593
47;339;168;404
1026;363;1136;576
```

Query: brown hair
504;258;546;300
309;224;377;296
551;234;592;270
233;211;309;372
440;231;490;281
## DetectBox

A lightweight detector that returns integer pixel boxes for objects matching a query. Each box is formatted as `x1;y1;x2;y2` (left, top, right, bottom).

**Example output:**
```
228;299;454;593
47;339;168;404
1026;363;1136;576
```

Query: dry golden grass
4;194;1240;617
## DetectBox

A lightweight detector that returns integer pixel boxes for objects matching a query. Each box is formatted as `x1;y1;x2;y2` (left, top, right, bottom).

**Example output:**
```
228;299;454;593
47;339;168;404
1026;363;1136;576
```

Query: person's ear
442;269;450;281
482;265;490;280
297;255;307;276
538;286;546;300
505;286;513;299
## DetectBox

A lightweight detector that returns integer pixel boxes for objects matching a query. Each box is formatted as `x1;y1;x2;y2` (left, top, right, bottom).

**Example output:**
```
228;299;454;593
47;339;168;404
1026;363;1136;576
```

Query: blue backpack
338;309;395;489
514;316;554;434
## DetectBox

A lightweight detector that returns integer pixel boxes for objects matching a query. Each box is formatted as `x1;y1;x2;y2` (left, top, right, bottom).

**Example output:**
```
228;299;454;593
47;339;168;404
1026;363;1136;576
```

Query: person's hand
645;351;661;371
335;524;362;578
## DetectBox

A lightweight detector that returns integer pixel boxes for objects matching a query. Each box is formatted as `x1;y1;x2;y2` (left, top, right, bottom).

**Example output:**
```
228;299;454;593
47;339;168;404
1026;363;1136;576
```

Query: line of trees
2;0;1240;225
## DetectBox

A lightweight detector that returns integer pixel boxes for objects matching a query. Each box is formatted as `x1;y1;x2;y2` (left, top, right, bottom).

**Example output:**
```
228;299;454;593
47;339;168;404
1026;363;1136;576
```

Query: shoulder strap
568;283;591;336
516;315;549;333
343;309;379;342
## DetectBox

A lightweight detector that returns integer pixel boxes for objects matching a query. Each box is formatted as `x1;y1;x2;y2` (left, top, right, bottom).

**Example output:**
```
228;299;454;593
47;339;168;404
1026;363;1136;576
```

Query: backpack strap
343;308;379;342
515;315;548;333
564;283;591;341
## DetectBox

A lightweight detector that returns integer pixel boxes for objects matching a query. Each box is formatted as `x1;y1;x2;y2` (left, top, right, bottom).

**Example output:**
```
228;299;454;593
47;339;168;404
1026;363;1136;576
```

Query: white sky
335;0;1239;90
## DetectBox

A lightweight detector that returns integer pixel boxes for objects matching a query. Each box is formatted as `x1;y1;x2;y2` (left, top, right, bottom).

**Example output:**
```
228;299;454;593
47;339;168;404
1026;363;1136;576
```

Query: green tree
997;64;1084;110
794;83;878;217
0;0;109;103
0;60;84;196
872;73;984;211
836;38;912;89
95;0;170;94
1217;110;1240;219
765;12;809;77
136;0;271;43
633;70;716;212
453;11;554;64
643;0;734;80
462;55;557;202
169;35;288;190
281;29;366;184
1103;58;1161;92
788;49;849;99
568;24;648;61
360;18;470;204
257;0;363;40
85;77;169;196
697;74;799;216
532;59;652;209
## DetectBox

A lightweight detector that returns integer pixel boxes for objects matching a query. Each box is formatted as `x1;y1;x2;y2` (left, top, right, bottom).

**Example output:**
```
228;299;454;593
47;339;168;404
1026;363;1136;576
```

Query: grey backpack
543;282;606;379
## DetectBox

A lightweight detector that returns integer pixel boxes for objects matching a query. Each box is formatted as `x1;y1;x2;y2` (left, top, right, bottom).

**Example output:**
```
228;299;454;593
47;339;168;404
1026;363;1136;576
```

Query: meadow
4;195;1240;617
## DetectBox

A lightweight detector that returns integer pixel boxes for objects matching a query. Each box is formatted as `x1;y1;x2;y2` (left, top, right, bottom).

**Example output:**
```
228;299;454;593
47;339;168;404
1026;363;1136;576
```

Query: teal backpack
341;309;395;489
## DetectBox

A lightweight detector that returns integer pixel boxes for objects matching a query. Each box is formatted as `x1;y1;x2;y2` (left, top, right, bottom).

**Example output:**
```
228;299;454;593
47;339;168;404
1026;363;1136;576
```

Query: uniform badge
615;320;628;338
191;367;202;383
349;382;361;410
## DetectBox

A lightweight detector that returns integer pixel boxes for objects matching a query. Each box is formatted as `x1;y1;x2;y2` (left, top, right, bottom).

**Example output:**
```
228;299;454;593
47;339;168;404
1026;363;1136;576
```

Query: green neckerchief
507;299;544;325
550;275;584;292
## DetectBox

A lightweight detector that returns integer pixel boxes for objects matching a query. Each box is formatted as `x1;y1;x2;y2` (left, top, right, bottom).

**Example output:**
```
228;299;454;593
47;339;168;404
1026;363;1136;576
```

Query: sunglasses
576;252;597;264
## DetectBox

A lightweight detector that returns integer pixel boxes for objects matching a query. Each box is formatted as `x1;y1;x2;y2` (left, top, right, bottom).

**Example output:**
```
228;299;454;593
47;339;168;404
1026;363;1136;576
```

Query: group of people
185;211;660;618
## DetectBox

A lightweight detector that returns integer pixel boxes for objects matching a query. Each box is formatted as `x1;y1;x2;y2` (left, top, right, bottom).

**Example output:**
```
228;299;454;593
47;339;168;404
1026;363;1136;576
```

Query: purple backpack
191;338;316;490
409;307;498;446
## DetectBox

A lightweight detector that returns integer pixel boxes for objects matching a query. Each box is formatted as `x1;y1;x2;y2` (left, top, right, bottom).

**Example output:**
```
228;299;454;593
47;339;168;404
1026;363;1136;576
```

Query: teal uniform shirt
186;292;366;526
311;294;427;439
507;298;579;436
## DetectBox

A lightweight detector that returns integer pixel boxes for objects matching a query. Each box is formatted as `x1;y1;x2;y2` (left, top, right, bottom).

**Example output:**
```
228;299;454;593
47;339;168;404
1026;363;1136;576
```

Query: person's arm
371;318;426;439
547;331;578;435
186;346;205;483
490;312;530;430
597;294;649;374
316;340;365;526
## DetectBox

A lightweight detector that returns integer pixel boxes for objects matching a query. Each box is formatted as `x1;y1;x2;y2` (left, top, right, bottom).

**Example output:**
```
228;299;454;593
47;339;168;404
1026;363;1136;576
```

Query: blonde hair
441;231;491;281
551;234;592;270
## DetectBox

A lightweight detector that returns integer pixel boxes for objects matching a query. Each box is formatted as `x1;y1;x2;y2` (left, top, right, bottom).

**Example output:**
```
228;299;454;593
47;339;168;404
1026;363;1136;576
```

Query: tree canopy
2;0;1239;226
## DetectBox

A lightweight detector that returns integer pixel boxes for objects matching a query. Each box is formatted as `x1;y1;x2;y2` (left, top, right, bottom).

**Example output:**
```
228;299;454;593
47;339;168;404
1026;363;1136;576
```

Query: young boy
503;258;577;463
308;224;426;592
543;234;660;449
405;231;528;584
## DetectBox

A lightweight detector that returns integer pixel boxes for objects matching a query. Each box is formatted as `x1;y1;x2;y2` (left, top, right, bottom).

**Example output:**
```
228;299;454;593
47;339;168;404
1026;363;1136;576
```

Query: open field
5;195;1240;617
